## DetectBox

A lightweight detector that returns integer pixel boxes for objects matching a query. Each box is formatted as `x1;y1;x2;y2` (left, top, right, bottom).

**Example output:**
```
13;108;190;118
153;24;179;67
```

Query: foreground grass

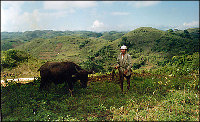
1;74;199;121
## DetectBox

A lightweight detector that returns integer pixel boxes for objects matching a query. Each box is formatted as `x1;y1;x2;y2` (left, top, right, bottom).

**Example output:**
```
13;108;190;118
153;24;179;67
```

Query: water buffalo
38;61;91;96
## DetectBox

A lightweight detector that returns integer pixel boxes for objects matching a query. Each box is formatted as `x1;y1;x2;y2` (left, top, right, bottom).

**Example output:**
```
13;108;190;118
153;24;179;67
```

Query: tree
120;36;130;47
1;49;30;68
183;30;191;38
167;29;174;34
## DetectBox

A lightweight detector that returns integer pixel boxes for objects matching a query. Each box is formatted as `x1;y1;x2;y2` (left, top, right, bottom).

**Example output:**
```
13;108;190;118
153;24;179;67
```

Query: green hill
1;30;109;51
115;27;166;58
119;27;199;56
14;36;110;63
1;27;199;78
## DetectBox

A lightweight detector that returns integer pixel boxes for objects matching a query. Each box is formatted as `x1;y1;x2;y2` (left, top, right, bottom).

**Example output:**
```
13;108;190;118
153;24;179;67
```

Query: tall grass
1;73;199;121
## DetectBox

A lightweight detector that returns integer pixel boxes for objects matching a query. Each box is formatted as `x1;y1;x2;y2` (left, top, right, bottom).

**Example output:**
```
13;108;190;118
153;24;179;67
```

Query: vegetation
1;27;199;121
1;49;31;69
1;30;123;51
102;31;126;41
1;72;199;121
151;52;199;77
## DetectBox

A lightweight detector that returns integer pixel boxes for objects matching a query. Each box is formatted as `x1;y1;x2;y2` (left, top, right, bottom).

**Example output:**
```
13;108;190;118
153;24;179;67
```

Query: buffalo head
75;70;93;88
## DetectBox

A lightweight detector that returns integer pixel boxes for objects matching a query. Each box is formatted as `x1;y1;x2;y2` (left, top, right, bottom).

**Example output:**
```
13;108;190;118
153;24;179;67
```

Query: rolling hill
1;27;199;78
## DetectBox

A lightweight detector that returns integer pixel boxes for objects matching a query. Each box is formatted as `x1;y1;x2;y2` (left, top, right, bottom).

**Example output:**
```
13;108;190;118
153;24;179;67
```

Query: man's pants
119;70;131;92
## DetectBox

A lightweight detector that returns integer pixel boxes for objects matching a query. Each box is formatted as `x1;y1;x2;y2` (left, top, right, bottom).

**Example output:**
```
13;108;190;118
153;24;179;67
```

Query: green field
1;72;199;121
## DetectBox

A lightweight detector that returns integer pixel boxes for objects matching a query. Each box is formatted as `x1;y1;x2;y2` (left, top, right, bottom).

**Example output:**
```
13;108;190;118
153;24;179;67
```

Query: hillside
1;27;199;78
1;30;119;51
14;36;110;63
15;27;199;60
119;27;199;56
121;27;165;51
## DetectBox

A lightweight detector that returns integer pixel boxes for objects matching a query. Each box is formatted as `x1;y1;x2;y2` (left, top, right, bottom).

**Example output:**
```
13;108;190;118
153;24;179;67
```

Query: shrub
150;52;199;76
1;49;30;69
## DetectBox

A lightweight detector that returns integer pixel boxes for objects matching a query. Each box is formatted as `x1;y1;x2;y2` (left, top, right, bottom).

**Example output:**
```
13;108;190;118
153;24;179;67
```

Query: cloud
183;21;199;28
22;10;41;30
1;1;25;31
90;20;106;32
20;9;73;31
1;1;75;32
111;12;130;16
92;20;104;28
132;1;161;8
174;21;199;30
2;5;42;32
72;1;97;8
44;1;97;10
1;1;25;9
90;20;135;32
102;1;115;4
155;21;199;30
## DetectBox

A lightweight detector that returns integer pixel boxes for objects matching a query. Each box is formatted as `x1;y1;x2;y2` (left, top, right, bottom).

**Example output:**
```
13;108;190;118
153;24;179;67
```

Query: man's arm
127;54;132;71
115;55;120;69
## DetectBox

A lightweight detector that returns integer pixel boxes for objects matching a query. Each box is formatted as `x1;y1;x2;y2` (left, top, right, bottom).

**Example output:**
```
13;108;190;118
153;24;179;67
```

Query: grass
15;35;112;63
1;73;199;121
1;57;44;79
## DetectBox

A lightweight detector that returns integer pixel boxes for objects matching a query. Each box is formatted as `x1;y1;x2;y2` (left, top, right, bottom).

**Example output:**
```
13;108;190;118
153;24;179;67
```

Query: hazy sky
1;1;199;32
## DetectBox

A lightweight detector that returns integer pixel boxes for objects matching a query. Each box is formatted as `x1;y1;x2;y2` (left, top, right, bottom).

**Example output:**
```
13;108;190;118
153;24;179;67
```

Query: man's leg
119;70;124;92
126;75;131;90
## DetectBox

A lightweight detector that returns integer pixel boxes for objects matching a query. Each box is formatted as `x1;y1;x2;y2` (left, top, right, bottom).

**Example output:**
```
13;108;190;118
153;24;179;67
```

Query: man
115;45;132;92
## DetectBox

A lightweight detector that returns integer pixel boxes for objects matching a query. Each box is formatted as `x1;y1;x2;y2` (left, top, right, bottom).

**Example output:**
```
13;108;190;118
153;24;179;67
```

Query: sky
1;1;199;32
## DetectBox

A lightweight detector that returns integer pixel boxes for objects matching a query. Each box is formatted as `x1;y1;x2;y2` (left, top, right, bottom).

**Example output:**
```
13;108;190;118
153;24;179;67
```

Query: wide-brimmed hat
120;45;127;50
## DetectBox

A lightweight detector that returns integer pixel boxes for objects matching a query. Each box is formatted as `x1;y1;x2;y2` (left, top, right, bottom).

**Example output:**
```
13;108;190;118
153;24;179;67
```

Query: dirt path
1;72;182;87
1;78;36;87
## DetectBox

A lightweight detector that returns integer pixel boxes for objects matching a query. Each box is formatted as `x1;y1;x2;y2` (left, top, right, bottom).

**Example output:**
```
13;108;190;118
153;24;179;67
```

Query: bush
1;49;30;69
151;52;199;76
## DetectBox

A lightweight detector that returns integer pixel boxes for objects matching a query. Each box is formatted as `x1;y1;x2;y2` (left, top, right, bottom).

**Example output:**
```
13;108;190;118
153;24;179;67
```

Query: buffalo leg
39;76;51;91
67;79;74;96
111;69;115;80
39;81;50;91
39;78;46;91
69;89;73;97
